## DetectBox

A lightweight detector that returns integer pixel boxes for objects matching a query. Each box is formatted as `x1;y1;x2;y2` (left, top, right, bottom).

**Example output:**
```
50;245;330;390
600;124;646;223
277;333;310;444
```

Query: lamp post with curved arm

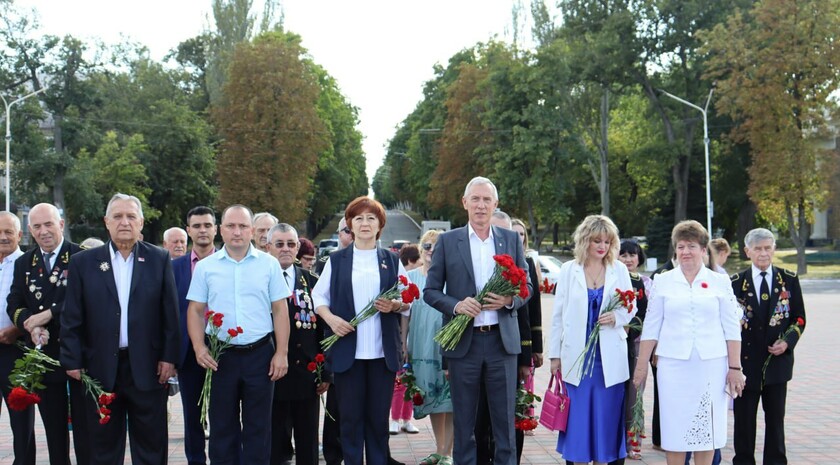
659;88;715;234
2;86;48;211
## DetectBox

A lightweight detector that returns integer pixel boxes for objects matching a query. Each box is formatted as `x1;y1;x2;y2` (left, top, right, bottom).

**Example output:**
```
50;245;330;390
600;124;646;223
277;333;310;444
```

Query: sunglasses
273;241;298;249
421;243;433;251
339;227;351;234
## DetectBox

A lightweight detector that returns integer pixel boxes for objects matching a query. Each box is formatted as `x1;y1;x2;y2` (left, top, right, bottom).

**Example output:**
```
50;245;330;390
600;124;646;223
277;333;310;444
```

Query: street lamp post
2;87;48;211
659;88;715;235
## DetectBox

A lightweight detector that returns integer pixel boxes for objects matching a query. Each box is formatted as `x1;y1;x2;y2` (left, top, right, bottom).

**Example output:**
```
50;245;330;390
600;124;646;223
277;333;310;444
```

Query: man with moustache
0;211;32;465
267;223;325;465
7;203;86;465
253;212;279;253
61;193;180;465
163;227;188;259
172;206;218;465
187;205;291;465
424;177;531;465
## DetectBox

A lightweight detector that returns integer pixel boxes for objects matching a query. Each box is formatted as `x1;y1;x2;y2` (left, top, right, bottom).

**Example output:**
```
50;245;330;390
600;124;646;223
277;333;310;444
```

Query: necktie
759;271;770;316
44;252;54;270
283;270;291;290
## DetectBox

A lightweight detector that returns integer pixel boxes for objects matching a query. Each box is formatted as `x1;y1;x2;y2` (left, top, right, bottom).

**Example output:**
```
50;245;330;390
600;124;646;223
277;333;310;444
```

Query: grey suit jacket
424;225;532;358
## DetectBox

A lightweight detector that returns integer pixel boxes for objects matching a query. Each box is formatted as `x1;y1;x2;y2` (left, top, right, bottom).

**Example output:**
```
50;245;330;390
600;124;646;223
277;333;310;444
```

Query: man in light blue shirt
186;204;291;465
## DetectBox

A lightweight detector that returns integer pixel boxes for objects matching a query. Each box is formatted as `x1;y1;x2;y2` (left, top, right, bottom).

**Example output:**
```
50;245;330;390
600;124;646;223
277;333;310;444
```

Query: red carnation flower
399;275;409;286
8;387;40;411
212;313;224;328
315;353;325;363
637;289;644;299
701;282;708;288
99;407;111;416
519;282;529;299
412;392;424;406
796;317;805;326
227;328;239;338
204;310;214;319
99;416;110;425
237;326;244;334
307;362;318;372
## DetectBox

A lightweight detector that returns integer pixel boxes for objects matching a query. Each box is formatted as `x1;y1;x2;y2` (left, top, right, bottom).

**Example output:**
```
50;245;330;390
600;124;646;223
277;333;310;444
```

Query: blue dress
556;287;627;463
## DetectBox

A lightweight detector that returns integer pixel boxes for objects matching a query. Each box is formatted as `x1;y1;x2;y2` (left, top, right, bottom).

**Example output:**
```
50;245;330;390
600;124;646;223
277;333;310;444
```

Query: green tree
214;32;327;224
700;0;840;273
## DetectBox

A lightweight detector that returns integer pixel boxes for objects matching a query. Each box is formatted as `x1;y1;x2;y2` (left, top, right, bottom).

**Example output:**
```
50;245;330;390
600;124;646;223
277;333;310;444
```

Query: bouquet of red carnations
514;384;541;431
198;311;242;425
761;317;805;388
320;276;419;352
570;288;638;378
626;389;645;455
7;343;59;411
398;362;425;406
434;254;529;351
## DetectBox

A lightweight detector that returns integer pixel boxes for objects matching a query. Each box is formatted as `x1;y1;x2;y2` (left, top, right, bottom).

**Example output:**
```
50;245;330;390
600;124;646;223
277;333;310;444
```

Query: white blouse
312;247;409;360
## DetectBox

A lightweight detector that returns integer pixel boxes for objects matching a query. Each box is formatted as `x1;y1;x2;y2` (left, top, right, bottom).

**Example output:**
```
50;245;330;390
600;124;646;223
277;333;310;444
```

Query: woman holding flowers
406;229;454;465
548;214;635;464
632;220;743;465
311;197;411;465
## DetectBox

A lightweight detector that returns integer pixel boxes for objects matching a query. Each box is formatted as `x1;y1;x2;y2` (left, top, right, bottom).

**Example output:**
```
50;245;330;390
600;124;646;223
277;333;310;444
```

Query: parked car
538;255;564;290
389;240;410;252
318;239;339;257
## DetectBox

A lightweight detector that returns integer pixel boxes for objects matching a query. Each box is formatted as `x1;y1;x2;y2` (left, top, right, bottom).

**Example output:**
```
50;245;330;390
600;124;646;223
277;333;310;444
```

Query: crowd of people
0;177;806;465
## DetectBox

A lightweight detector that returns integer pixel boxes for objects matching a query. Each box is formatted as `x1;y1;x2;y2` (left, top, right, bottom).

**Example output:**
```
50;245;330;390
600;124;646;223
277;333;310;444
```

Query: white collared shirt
281;264;295;291
0;249;24;330
751;264;774;308
467;223;498;326
109;243;134;349
40;239;64;270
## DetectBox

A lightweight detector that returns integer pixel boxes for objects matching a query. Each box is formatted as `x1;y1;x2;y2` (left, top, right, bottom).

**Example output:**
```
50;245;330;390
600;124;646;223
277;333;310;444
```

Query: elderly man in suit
7;203;86;465
61;193;180;465
267;223;325;465
0;211;32;465
731;228;805;465
424;177;531;465
172;206;218;465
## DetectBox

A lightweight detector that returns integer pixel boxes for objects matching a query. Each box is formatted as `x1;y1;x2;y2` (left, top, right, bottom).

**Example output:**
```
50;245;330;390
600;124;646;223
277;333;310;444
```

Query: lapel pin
381;263;388;269
100;262;110;272
138;257;145;263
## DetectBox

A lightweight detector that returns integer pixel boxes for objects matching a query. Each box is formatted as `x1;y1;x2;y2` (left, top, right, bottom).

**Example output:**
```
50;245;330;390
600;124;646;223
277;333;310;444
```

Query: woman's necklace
584;263;604;288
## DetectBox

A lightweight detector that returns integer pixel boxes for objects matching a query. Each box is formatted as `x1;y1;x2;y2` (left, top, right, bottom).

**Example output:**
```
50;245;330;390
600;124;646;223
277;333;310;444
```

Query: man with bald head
0;211;33;465
163;227;188;259
7;203;86;465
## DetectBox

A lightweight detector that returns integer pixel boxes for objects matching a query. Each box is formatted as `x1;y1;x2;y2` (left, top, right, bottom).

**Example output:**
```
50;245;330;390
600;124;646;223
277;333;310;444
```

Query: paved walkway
2;280;837;464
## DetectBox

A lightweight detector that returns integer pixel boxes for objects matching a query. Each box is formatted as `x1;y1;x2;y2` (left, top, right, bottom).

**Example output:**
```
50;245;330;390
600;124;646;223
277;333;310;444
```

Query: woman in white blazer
633;220;743;465
549;215;635;465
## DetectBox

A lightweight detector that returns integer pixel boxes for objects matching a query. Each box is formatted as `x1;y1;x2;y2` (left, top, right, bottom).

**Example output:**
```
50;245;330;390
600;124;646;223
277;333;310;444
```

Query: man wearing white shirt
0;211;31;465
424;177;532;465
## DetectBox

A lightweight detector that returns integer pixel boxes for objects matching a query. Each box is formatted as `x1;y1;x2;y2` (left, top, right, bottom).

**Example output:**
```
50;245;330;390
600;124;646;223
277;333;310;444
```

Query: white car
538;255;564;291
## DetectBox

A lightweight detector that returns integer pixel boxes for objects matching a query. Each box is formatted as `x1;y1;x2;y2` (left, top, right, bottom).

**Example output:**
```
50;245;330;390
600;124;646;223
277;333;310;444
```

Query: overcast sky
17;0;528;185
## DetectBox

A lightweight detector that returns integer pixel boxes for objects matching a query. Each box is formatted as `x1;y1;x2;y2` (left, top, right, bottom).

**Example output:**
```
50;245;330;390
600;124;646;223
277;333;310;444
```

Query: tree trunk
599;89;610;216
736;200;757;260
785;199;810;275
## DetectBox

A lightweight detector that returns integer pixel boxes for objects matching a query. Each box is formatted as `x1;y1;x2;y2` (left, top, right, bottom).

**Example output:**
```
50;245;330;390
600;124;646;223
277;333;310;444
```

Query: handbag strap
554;371;566;396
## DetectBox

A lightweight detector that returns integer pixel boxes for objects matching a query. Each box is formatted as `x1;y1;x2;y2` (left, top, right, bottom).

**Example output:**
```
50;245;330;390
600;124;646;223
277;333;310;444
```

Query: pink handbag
539;372;570;432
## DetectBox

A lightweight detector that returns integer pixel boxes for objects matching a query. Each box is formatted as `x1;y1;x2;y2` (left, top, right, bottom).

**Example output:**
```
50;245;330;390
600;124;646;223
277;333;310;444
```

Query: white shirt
41;239;64;270
281;264;295;291
0;249;24;330
751;264;774;309
109;244;134;349
467;223;498;326
312;247;409;360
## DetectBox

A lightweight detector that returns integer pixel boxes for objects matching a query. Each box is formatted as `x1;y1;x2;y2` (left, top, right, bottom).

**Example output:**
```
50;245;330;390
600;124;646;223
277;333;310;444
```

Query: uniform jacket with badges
548;260;635;388
515;255;543;367
7;241;81;380
275;265;328;400
625;271;648;362
641;266;741;361
731;266;805;390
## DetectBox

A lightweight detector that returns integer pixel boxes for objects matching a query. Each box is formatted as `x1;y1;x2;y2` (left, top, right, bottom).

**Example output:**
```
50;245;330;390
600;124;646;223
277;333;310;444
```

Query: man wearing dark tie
7;203;86;465
186;205;291;465
173;206;218;465
61;193;180;465
267;223;325;465
424;177;531;465
731;228;805;465
0;211;32;465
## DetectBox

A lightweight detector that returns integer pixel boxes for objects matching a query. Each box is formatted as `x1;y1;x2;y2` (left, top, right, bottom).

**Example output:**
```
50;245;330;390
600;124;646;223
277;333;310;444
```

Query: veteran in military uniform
730;228;805;465
267;223;327;465
6;203;88;465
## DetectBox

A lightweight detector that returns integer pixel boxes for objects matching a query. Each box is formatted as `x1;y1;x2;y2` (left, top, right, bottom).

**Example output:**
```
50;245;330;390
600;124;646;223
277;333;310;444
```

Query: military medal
29;284;36;293
35;291;42;300
761;293;769;301
49;274;58;283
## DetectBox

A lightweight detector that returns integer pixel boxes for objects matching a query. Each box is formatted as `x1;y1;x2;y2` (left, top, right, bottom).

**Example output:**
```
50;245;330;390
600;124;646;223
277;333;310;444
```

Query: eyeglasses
273;241;298;249
339;227;351;234
421;243;433;251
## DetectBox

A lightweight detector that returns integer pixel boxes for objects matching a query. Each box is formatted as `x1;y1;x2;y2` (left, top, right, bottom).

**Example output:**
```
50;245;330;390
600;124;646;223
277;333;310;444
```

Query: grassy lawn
724;248;840;279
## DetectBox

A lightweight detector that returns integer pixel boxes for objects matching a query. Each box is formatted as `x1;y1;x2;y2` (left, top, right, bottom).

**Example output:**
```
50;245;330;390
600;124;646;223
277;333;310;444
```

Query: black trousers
179;346;208;465
0;343;35;465
733;383;788;465
89;351;169;465
333;359;394;465
271;395;320;465
322;383;343;465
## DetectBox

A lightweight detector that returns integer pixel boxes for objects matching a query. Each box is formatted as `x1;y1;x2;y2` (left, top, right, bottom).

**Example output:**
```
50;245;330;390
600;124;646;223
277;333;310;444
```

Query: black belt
473;324;499;333
229;334;272;351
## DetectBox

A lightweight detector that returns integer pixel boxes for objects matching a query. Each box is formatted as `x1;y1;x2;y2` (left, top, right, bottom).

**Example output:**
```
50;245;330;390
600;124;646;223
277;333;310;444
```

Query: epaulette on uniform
783;268;797;278
730;273;739;282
